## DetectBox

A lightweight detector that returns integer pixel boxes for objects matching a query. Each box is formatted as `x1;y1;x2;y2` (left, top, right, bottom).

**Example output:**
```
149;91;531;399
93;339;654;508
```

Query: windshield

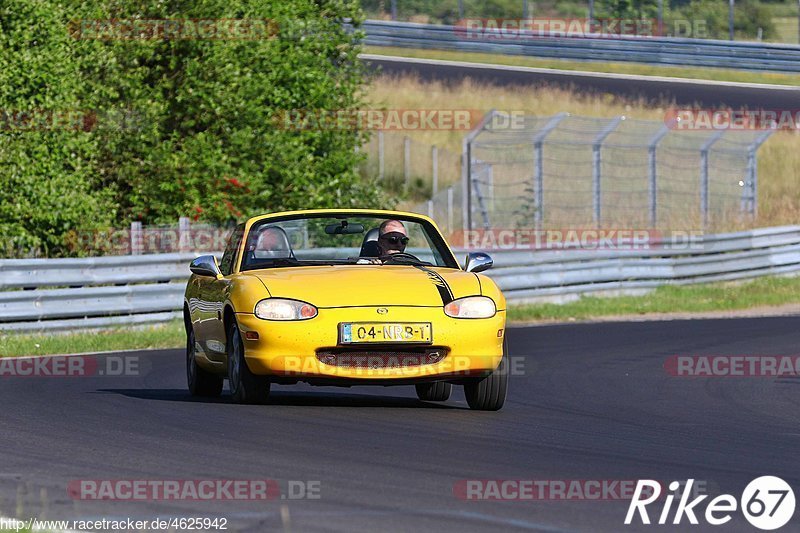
240;214;457;271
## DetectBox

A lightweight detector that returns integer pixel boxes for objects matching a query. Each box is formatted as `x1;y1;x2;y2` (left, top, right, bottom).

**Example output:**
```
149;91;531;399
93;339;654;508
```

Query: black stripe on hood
413;265;454;305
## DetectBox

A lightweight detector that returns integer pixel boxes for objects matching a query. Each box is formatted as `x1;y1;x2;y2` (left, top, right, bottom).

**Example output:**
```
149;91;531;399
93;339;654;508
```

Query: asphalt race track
1;317;799;532
363;54;800;109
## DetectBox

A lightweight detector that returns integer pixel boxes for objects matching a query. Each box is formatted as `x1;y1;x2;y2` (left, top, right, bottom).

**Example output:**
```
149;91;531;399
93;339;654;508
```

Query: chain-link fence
416;111;774;234
359;131;462;197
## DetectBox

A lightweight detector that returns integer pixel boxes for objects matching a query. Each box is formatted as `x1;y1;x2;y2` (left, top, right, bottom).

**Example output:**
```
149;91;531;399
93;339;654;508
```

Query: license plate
339;322;432;344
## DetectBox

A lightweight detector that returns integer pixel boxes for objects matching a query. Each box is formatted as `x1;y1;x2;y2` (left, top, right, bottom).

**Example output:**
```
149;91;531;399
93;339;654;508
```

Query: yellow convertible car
183;209;507;410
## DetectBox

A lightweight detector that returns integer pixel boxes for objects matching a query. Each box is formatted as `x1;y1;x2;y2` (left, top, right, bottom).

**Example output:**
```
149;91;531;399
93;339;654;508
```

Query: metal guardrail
362;20;800;73
2;226;800;332
0;253;199;332
484;225;800;302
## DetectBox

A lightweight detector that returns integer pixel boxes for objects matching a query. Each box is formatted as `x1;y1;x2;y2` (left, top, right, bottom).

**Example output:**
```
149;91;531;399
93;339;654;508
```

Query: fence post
744;130;774;219
700;130;725;228
427;199;434;219
179;217;190;253
378;131;384;180
131;221;142;256
592;116;624;227
532;113;568;229
447;186;454;237
461;109;497;233
461;137;469;233
648;125;670;228
403;136;411;191
431;145;438;195
471;162;492;230
486;163;494;216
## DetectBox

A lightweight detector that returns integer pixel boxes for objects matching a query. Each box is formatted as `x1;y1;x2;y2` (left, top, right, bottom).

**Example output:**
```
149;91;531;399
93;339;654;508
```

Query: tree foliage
0;0;383;257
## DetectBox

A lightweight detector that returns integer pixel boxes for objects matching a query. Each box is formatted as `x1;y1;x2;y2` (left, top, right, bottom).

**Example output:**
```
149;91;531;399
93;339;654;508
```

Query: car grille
316;348;447;369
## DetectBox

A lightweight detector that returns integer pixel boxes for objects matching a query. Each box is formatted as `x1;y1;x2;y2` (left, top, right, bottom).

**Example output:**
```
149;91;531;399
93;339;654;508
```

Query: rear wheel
415;382;452;402
186;328;223;397
464;350;508;411
227;320;270;404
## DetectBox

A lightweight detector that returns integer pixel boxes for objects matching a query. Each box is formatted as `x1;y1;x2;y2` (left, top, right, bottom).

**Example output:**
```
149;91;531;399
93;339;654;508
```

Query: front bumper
236;306;505;382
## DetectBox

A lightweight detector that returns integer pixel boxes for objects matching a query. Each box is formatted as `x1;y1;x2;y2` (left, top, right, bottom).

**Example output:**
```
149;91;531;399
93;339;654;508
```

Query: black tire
415;381;452;401
186;327;223;397
464;352;508;411
227;320;270;404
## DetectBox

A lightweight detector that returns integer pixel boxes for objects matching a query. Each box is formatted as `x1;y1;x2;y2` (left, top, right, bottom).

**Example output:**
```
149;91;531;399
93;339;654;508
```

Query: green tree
0;1;116;256
0;0;384;256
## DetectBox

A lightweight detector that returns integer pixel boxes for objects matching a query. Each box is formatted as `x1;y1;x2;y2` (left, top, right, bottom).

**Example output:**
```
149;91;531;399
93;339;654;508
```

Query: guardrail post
648;125;670;227
744;130;774;219
592;116;624;227
431;145;438;195
427;199;434;219
532;113;568;230
700;131;725;228
131;221;143;256
378;131;384;180
179;217;190;253
403;136;411;191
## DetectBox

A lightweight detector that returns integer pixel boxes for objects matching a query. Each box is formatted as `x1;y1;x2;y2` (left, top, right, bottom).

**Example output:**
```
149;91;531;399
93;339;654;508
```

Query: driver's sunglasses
380;233;409;246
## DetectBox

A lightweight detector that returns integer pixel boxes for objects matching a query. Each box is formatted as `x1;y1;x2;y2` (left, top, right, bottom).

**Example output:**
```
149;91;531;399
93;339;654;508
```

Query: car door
203;223;245;362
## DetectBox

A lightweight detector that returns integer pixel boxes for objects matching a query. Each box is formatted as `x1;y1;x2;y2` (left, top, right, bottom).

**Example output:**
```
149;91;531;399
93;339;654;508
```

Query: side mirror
190;255;222;278
464;252;493;273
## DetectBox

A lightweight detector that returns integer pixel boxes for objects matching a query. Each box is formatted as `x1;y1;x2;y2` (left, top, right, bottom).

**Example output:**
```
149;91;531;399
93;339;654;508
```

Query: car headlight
444;296;496;319
254;299;317;320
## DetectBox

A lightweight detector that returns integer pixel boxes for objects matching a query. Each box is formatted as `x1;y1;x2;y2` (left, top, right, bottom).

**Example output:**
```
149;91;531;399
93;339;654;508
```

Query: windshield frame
234;210;459;273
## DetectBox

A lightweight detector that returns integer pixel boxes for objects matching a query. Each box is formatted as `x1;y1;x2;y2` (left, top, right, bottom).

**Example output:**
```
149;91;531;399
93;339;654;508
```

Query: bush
0;1;116;257
0;0;385;257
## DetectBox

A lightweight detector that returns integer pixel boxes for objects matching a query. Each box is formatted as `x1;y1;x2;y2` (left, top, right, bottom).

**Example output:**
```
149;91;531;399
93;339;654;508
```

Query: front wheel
227;320;270;404
187;327;223;397
464;353;508;411
415;382;452;401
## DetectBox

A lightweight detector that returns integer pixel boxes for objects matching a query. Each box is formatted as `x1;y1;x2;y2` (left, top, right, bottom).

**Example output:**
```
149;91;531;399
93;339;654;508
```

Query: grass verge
508;275;800;322
364;46;800;87
0;321;184;358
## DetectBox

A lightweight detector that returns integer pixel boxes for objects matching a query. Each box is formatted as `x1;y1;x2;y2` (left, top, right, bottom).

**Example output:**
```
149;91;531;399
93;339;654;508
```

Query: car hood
244;265;481;307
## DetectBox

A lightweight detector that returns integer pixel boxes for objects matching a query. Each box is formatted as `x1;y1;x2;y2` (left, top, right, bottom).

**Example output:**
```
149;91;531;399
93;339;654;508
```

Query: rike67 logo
625;477;795;530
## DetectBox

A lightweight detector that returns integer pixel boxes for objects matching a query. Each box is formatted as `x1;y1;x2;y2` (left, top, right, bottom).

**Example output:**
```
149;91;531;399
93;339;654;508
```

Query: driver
377;219;409;256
